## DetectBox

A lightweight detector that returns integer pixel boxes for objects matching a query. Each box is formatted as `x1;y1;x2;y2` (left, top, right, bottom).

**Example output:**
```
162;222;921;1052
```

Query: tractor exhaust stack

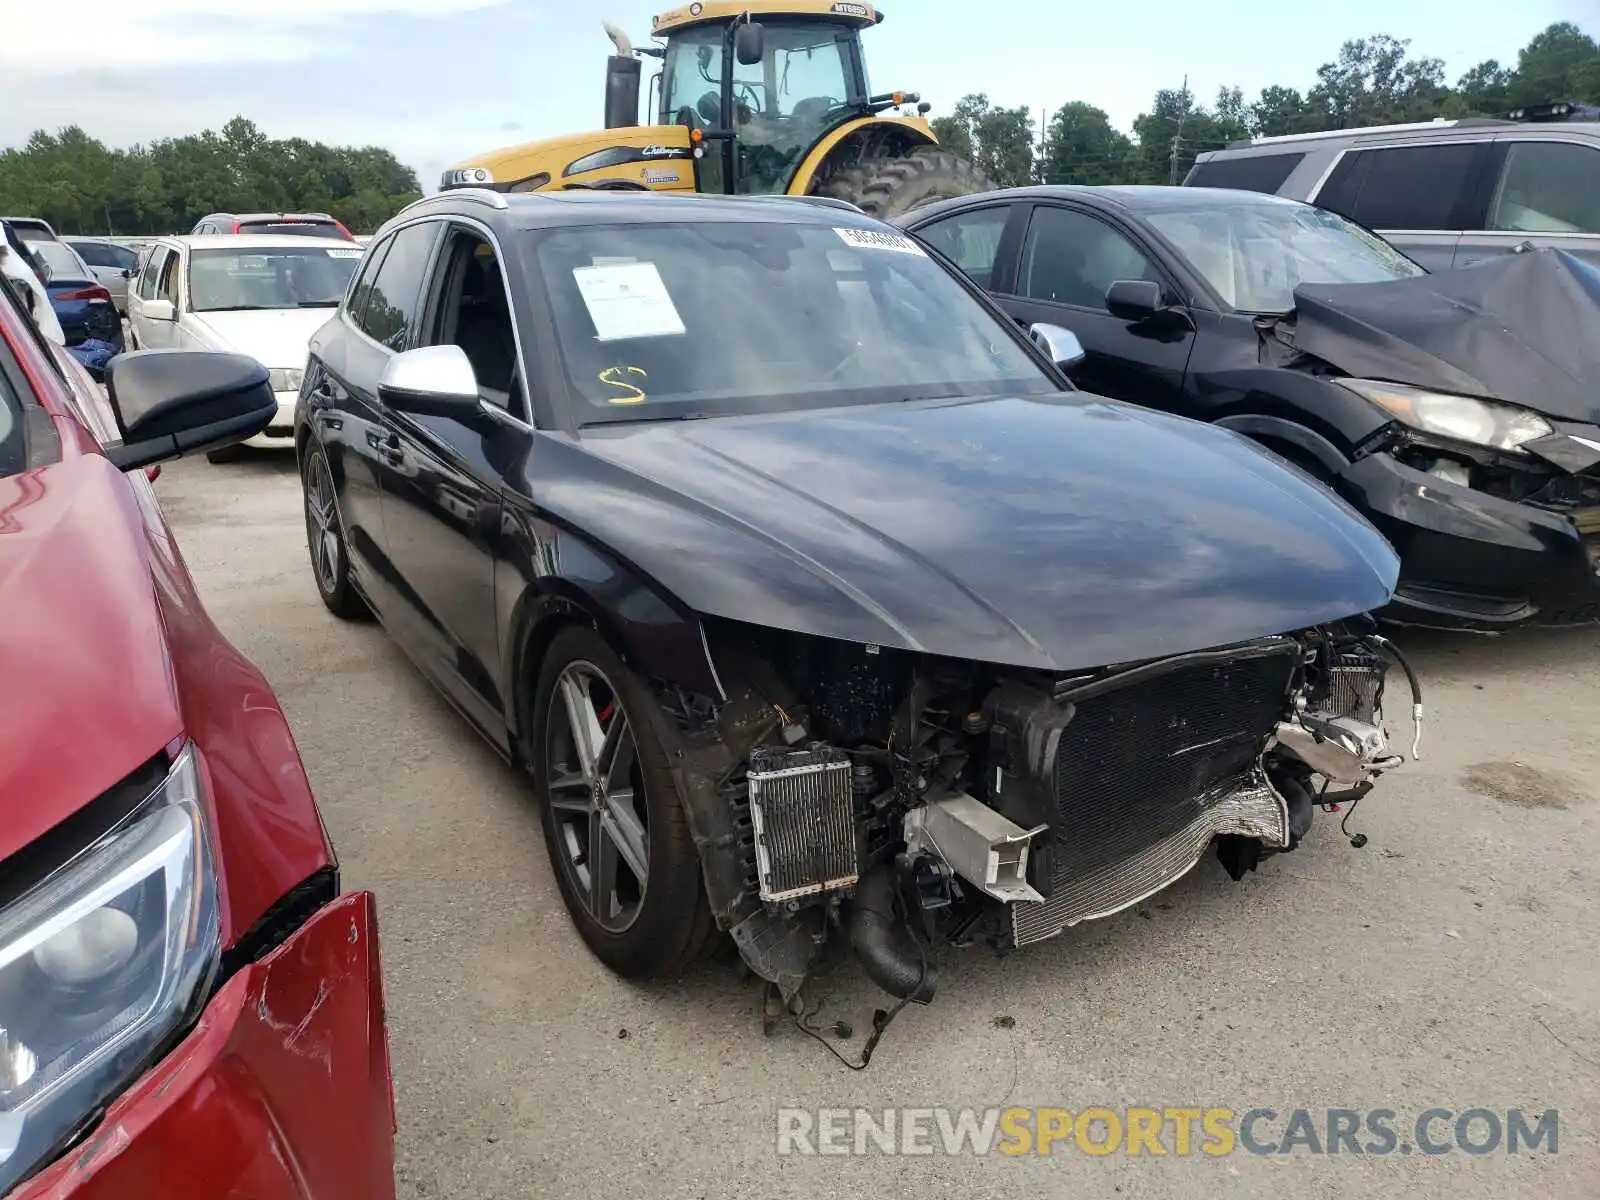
603;22;641;129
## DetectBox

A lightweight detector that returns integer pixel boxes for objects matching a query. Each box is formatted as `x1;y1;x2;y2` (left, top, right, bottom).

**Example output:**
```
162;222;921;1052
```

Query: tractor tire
814;146;992;220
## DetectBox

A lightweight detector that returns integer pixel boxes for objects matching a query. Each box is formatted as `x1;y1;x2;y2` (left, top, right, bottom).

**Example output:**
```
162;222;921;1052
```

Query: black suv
294;186;1408;1020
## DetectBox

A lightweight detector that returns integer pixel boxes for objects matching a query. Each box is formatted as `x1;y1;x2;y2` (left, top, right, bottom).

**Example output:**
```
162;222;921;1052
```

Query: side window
138;248;168;300
110;245;139;271
157;250;181;307
423;226;523;417
1019;206;1162;311
345;236;389;330
1489;142;1600;235
359;222;438;351
72;242;113;268
1342;143;1480;231
1186;152;1306;194
914;206;1013;288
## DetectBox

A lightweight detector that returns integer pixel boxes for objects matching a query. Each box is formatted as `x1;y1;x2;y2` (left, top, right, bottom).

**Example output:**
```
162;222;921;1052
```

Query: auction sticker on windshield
835;227;925;256
328;248;363;258
573;261;686;341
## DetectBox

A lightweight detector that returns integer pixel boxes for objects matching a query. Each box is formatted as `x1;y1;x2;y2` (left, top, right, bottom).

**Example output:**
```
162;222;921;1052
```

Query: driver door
991;203;1197;412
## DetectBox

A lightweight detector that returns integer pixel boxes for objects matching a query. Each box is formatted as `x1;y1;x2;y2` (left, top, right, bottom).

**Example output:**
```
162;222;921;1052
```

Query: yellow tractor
440;0;991;217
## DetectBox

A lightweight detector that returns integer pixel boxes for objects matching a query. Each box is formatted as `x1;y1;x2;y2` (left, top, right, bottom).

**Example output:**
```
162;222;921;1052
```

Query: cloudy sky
3;0;1596;190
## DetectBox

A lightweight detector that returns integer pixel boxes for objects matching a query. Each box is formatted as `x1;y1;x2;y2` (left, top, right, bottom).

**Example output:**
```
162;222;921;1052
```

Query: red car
0;266;395;1193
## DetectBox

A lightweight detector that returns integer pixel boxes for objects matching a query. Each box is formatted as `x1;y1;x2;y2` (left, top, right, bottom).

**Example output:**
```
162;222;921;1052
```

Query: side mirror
104;350;275;471
123;268;136;279
142;298;176;322
734;21;766;67
1029;323;1086;370
1105;279;1164;322
378;345;482;419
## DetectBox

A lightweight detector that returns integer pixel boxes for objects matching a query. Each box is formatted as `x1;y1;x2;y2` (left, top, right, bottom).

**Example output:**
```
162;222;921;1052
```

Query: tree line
0;117;422;237
1;21;1594;230
932;22;1600;188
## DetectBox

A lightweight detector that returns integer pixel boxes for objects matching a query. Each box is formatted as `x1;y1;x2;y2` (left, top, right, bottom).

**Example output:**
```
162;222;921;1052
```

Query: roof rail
1235;116;1515;147
727;193;867;214
400;188;510;218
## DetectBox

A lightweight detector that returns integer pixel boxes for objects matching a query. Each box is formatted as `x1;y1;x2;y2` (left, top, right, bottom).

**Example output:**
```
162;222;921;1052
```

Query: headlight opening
0;742;220;1192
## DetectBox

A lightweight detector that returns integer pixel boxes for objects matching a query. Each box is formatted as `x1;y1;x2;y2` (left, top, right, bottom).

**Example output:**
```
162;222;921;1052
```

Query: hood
541;395;1400;672
0;454;182;861
190;308;333;373
1293;249;1600;423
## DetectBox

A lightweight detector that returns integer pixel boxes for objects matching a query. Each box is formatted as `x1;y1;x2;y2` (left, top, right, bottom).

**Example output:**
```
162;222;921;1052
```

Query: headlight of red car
0;742;220;1193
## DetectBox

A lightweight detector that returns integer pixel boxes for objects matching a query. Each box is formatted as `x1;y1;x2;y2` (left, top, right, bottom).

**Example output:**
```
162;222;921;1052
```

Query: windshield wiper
590;411;713;427
195;305;277;312
297;300;339;308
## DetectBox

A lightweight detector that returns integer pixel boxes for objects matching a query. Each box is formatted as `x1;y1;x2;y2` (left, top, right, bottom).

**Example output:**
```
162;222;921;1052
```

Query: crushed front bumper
1341;451;1600;628
17;893;396;1200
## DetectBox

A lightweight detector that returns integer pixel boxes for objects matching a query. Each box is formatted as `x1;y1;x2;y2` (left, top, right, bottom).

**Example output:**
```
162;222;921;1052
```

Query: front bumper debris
17;893;396;1199
1340;451;1600;628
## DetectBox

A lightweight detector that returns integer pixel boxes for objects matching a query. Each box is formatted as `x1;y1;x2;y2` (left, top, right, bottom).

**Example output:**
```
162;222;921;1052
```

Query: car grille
1012;646;1296;945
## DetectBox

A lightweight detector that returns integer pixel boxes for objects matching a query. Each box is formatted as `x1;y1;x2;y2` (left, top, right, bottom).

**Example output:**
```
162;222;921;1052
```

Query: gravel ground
156;449;1600;1200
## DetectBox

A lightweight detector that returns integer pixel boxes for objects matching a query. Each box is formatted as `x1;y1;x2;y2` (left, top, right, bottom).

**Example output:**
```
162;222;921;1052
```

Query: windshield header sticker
834;227;925;256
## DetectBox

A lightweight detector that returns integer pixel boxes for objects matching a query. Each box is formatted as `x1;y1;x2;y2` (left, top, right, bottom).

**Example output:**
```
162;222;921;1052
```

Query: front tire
302;443;367;619
531;625;716;978
815;146;993;219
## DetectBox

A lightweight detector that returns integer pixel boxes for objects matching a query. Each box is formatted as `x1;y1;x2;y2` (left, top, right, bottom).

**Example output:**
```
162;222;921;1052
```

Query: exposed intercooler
1003;642;1299;946
746;747;858;902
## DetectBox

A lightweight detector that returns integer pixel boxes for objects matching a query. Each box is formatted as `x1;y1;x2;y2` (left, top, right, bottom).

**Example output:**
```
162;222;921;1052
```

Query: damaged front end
657;618;1419;1048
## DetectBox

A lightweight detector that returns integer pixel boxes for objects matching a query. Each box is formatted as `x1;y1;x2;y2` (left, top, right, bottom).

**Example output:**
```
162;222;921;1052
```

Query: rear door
128;246;174;348
1454;136;1600;269
984;202;1197;411
303;221;441;622
1311;141;1490;271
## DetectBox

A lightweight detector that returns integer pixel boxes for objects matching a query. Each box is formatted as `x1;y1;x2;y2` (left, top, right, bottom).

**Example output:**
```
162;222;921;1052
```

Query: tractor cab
441;0;987;218
651;1;884;194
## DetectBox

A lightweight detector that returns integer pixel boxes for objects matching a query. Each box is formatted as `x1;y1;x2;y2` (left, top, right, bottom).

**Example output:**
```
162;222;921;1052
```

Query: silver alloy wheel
304;455;342;594
546;661;649;933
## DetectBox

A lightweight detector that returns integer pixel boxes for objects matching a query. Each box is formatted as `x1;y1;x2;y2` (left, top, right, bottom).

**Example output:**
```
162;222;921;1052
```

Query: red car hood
0;454;182;862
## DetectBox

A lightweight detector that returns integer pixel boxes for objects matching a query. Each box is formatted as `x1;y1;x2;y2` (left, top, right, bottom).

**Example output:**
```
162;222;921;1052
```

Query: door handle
366;428;404;466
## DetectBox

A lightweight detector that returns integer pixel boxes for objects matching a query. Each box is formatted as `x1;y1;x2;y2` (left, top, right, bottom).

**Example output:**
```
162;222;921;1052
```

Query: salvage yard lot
161;452;1600;1200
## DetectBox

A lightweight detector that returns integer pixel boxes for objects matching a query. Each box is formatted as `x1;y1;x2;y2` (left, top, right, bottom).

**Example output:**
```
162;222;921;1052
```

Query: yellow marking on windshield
600;365;649;404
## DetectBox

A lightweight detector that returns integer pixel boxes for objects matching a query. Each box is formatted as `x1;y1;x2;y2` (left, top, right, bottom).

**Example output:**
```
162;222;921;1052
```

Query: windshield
534;220;1054;423
1145;201;1424;313
188;245;363;312
32;241;89;283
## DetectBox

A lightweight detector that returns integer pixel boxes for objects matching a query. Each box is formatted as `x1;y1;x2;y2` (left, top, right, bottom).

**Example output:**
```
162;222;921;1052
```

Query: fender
1214;413;1352;478
788;115;936;196
1196;366;1394;457
499;511;721;750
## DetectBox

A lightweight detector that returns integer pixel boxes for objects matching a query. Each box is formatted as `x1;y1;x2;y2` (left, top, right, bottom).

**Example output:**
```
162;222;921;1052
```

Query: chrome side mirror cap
378;345;481;419
1029;323;1086;371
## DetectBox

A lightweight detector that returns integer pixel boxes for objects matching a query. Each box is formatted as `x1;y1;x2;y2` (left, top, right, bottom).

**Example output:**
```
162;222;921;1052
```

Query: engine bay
656;617;1420;1061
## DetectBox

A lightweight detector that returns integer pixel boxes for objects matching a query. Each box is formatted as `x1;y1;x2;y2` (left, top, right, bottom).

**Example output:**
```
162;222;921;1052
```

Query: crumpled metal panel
1011;772;1289;946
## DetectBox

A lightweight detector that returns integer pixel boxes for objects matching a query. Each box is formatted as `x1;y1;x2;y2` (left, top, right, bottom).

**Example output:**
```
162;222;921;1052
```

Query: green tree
1506;22;1600;107
1307;36;1450;128
929;93;1035;187
0;117;422;236
1037;102;1134;185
